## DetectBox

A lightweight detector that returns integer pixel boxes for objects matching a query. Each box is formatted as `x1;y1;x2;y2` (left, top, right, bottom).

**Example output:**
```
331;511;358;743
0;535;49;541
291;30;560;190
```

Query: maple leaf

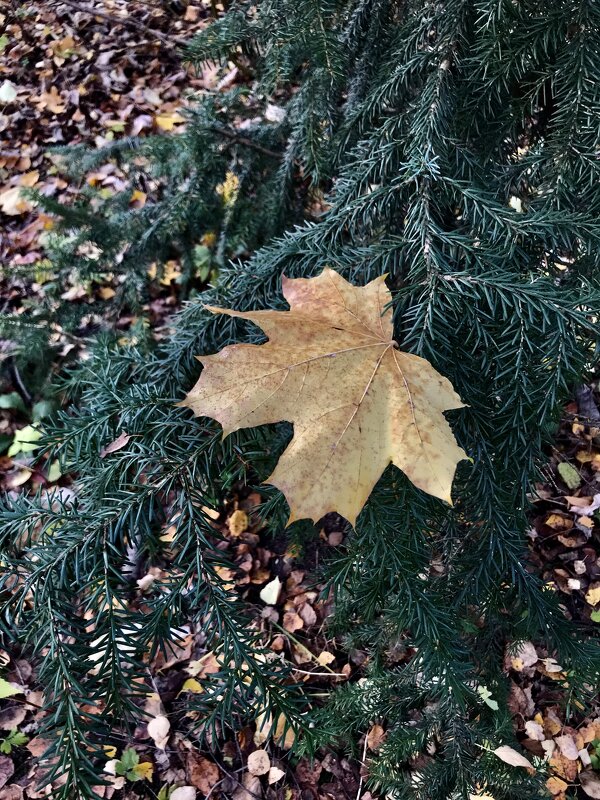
181;269;467;525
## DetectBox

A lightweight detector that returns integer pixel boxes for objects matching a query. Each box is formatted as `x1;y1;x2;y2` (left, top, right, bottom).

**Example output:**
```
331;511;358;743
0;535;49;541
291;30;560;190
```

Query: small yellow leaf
132;761;154;781
130;190;146;208
316;651;335;666
227;509;248;537
545;514;573;531
47;460;62;482
155;112;185;131
585;584;600;606
181;678;204;694
98;286;116;300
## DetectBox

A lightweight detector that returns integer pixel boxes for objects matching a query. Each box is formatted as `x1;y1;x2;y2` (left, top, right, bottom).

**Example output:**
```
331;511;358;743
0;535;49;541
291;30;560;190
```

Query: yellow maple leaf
181;269;467;526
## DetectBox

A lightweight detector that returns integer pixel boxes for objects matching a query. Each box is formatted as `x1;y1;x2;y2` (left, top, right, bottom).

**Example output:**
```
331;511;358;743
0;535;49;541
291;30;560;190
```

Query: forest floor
1;2;600;799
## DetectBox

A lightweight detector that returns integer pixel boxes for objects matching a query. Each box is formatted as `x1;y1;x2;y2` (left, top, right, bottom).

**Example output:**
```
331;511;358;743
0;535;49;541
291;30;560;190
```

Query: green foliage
0;729;28;754
2;0;600;798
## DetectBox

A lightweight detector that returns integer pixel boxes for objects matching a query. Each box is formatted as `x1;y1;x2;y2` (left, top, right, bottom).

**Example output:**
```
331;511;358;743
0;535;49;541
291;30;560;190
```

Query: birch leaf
493;745;534;769
181;269;467;525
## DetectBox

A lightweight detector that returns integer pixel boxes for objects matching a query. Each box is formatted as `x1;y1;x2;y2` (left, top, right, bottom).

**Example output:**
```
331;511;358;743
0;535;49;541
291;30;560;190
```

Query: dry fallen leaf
509;640;538;671
366;724;386;751
493;745;534;769
147;715;170;749
181;269;467;525
581;771;600;799
268;767;285;785
524;720;544;741
187;753;220;794
546;776;568;796
233;772;261;800
99;431;131;458
0;186;30;216
554;734;579;761
259;576;281;605
227;509;248;537
247;750;271;776
170;788;196;800
585;584;600;606
0;758;13;790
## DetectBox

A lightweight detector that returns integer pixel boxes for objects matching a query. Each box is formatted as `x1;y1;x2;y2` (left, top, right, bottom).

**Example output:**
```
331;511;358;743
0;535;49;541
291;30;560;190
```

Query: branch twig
209;125;282;160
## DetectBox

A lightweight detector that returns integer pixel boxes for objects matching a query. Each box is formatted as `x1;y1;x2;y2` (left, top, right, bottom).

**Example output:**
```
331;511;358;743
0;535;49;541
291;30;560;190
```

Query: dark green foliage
2;0;600;797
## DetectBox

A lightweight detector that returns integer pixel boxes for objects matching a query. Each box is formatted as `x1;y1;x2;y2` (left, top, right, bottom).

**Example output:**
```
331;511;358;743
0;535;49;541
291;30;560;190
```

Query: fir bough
2;0;600;797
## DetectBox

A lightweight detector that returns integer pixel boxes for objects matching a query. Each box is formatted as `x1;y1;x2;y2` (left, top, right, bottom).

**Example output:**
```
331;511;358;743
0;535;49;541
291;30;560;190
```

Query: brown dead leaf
0;786;23;800
181;269;467;526
187;752;220;794
233;772;261;800
0;706;26;730
549;753;578;781
99;432;131;458
366;724;386;751
554;734;579;761
282;611;303;633
546;776;568;796
581;771;600;798
0;758;13;790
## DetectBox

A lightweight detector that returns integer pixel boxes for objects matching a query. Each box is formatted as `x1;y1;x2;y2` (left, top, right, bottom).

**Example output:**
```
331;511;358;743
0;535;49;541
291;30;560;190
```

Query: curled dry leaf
259;576;281;606
147;715;170;749
493;745;534;769
247;749;271;776
181;269;467;526
99;431;131;458
0;785;24;800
